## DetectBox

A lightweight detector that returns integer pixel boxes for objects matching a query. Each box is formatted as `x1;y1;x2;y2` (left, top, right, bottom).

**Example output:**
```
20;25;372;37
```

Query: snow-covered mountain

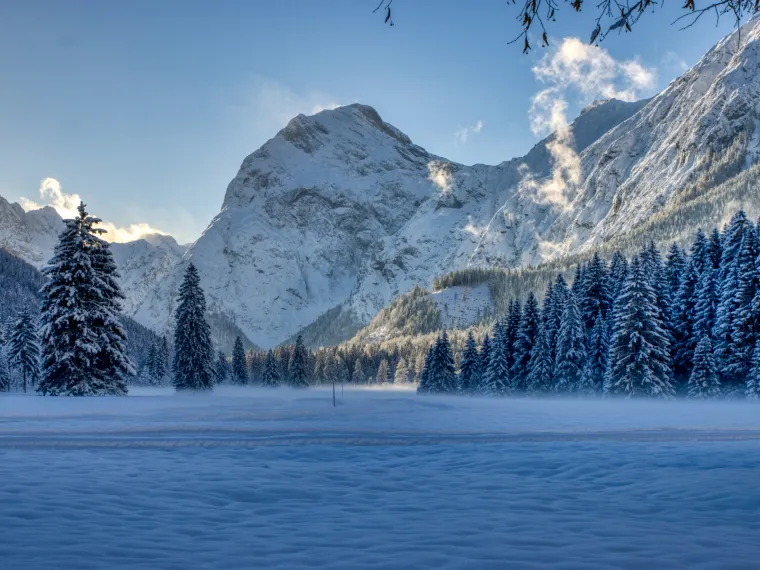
5;20;760;349
0;196;64;267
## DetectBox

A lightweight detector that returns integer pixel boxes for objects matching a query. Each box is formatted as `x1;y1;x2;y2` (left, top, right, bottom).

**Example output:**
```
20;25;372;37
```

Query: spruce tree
9;306;40;393
687;335;721;399
724;230;759;386
351;359;366;385
0;344;11;392
708;227;722;270
214;350;230;384
746;339;760;399
664;243;687;315
714;211;753;383
262;349;281;387
526;326;551;393
607;252;629;302
553;291;586;393
482;323;510;396
376;359;390;384
458;331;480;393
477;333;491;391
38;203;131;396
231;336;248;384
156;337;170;383
289;334;309;388
433;331;458;393
605;256;675;398
505;300;522;370
394;357;411;384
580;309;608;394
145;343;158;384
579;253;612;333
417;343;435;393
510;292;540;391
172;263;214;391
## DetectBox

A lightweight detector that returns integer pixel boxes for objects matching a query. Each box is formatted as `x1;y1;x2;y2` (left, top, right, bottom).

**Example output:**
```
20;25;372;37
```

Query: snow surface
1;388;759;569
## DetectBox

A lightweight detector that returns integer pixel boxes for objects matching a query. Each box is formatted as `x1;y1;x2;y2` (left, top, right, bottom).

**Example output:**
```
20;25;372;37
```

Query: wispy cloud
20;178;168;243
454;119;484;144
525;38;656;209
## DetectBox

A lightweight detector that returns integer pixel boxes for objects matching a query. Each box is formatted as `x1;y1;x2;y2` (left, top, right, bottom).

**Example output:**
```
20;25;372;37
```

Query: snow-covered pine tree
376;359;390;384
526;325;553;394
549;275;569;360
477;332;491;392
746;338;760;399
458;330;480;393
417;343;435;393
510;292;539;391
664;243;687;316
505;300;522;370
214;350;230;384
394;357;411;384
723;229;759;387
686;335;721;399
641;241;673;343
144;343;158;384
605;255;675;398
579;253;612;333
8;306;40;393
262;349;281;387
172;263;214;391
692;264;719;340
231;336;248;384
86;209;134;392
571;263;585;300
289;334;309;388
0;344;11;392
156;337;170;383
351;358;366;385
708;227;722;270
553;290;586;393
580;309;608;394
482;322;510;396
38;203;131;396
714;211;754;383
607;252;628;303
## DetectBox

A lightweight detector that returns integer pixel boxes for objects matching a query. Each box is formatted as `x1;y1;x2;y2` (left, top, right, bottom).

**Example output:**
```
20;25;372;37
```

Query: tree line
418;210;760;399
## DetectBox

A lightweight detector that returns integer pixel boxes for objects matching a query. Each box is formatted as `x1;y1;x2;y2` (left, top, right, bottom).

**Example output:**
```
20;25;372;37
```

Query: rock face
6;20;760;348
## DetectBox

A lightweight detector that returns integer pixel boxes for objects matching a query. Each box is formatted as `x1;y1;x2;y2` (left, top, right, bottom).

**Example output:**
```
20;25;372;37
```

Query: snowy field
1;388;759;569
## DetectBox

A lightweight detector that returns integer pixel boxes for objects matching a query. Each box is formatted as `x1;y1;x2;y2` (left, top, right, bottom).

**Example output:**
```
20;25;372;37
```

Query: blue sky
0;0;739;243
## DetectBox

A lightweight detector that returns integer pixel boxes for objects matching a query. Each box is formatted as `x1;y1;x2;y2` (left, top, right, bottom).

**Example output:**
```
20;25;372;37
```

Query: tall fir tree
510;292;540;391
458;331;480;393
231;336;249;384
172;263;214;391
38;202;131;396
605;256;675;398
417;343;435;393
664;243;687;316
8;306;40;393
376;359;390;384
214;350;230;384
553;291;586;393
746;338;760;399
262;349;281;387
289;334;309;388
482;322;510;396
505;300;522;370
714;211;753;384
686;335;721;399
526;325;553;394
394;357;412;384
580;309;608;394
708;227;723;270
607;252;629;302
579;253;612;333
351;358;366;385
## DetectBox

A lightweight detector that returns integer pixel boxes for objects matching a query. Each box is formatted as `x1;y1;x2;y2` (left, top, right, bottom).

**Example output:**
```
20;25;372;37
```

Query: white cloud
525;38;657;209
454;119;485;144
20;177;168;243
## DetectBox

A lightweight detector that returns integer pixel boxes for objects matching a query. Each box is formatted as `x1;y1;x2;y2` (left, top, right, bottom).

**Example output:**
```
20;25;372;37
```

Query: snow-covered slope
0;196;64;267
